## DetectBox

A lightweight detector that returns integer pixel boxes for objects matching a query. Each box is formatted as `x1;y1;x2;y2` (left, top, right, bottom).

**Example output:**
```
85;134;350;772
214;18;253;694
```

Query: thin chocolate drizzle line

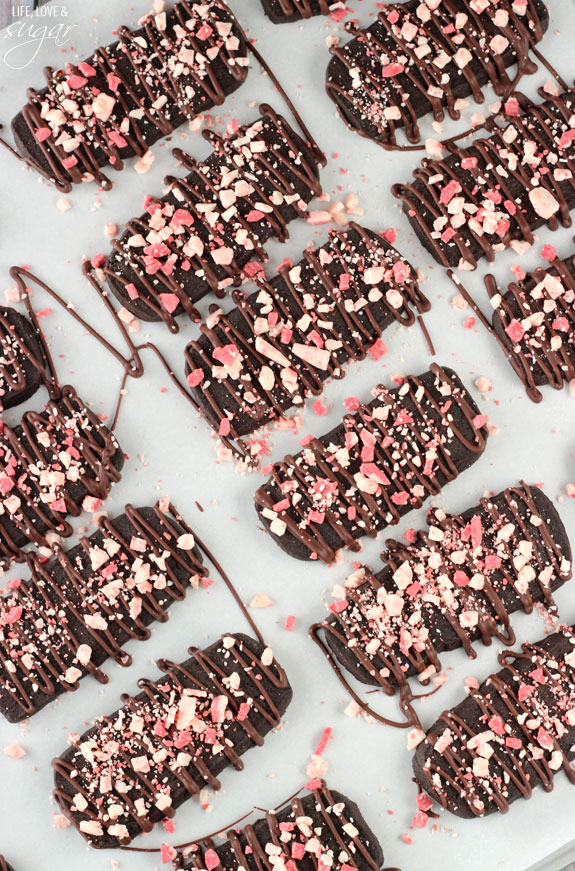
11;265;144;383
255;363;488;563
184;222;429;446
392;86;575;270
326;0;544;151
421;626;575;817
103;105;322;331
0;502;208;718
6;1;248;192
449;258;575;403
0;385;122;567
311;482;571;729
52;634;289;846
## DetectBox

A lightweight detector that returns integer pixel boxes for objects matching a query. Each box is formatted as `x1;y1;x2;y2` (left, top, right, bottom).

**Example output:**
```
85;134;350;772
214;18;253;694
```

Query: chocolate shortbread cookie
102;106;323;327
326;0;548;149
0;386;124;566
414;625;575;818
0;858;14;871
393;88;575;269
255;364;488;563
53;633;292;848
312;484;571;725
487;251;575;401
0;306;45;410
177;781;386;871
184;223;429;444
0;502;208;723
10;0;248;192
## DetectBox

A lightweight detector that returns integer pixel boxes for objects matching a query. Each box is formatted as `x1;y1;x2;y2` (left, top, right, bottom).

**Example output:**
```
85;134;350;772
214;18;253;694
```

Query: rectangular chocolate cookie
312;483;572;727
0;858;14;871
0;502;207;723
486;252;575;402
52;633;293;848
0;385;124;566
177;781;385;871
254;364;488;563
0;305;46;410
326;0;548;149
184;223;429;448
10;0;248;192
259;0;345;23
393;88;575;269
100;106;323;327
414;624;575;818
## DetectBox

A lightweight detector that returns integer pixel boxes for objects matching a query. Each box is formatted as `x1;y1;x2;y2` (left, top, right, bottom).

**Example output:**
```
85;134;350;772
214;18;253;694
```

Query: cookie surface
53;633;293;848
0;503;207;723
185;223;428;446
11;0;248;191
326;0;548;148
393;89;575;268
413;625;575;818
255;364;488;563
0;306;45;410
0;385;124;566
177;781;386;871
259;0;344;23
103;106;322;326
314;484;571;723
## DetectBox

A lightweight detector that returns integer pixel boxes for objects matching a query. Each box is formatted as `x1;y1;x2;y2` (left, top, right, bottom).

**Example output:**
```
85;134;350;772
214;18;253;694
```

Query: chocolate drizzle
8;0;248;192
393;87;575;269
184;223;429;457
415;625;575;817
52;633;292;848
310;483;571;729
0;502;210;722
99;105;322;330
255;364;488;563
326;0;546;150
176;781;387;871
0;386;123;567
262;0;335;21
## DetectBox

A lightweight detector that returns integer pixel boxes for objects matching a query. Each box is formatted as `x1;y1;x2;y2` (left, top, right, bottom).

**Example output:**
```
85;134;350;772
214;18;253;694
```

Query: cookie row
0;502;208;723
394;87;575;268
255;364;488;563
311;482;572;724
326;0;549;149
10;0;249;191
184;223;429;450
100;106;323;327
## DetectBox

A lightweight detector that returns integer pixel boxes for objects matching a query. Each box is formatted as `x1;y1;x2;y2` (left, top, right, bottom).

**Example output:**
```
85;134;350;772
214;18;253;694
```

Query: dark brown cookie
0;502;208;723
0;857;14;871
255;364;488;563
11;0;248;192
326;0;548;149
184;223;429;447
0;305;45;410
488;251;575;401
101;106;322;327
0;385;124;567
52;633;293;848
177;781;386;871
312;484;571;726
393;88;575;269
413;625;575;818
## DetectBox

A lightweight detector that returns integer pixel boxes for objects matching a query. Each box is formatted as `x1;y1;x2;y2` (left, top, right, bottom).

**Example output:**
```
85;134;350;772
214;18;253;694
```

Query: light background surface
1;1;575;869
